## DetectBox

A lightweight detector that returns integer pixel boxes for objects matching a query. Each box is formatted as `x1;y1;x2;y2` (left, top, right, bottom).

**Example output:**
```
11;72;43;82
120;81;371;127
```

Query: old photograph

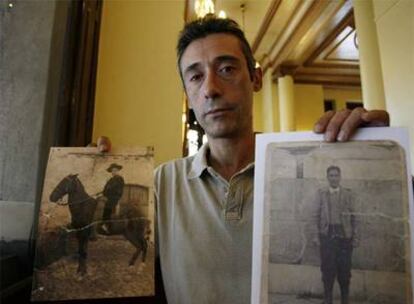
252;129;413;304
31;147;155;301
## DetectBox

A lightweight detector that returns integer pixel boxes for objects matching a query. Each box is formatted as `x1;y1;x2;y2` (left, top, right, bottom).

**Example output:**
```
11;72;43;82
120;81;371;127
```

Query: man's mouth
205;107;234;117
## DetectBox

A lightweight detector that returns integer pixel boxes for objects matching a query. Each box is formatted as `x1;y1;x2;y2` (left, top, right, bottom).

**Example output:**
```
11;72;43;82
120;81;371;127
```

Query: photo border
31;146;156;303
251;127;413;304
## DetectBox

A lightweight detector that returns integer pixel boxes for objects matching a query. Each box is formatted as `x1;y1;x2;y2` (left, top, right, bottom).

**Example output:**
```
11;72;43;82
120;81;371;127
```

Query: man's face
180;33;262;139
111;168;119;176
327;169;341;188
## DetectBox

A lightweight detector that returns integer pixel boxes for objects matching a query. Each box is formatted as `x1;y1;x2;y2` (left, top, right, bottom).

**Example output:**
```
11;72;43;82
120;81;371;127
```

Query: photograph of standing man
102;163;125;233
312;165;358;304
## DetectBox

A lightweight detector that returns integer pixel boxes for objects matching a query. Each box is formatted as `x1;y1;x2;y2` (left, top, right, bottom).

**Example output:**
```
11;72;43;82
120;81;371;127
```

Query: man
312;166;357;304
101;163;125;233
154;16;389;304
97;16;389;304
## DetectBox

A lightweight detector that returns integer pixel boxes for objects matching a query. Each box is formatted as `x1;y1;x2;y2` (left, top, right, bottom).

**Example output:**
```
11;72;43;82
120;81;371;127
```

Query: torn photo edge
251;127;413;304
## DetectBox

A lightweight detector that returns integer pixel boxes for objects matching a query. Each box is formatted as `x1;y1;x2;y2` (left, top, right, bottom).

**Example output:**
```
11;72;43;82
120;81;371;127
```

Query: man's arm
103;177;122;197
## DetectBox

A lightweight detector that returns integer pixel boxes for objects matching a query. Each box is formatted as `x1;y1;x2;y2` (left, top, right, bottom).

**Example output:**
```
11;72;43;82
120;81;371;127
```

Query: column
278;75;296;131
353;0;386;110
261;71;279;132
262;71;274;132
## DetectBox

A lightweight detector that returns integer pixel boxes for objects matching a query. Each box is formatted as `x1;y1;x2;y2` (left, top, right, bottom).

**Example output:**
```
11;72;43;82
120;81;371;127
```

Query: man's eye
189;74;202;82
219;66;235;75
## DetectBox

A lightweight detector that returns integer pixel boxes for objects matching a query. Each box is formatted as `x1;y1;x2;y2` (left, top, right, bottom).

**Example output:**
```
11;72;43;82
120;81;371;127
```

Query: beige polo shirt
155;144;254;304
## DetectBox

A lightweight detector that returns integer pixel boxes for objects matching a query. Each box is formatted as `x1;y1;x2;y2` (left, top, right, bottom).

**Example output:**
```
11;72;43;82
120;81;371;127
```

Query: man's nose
203;71;222;100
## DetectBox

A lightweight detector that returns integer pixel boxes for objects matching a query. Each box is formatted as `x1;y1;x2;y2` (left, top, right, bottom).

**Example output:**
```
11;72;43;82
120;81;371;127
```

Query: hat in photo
106;163;123;172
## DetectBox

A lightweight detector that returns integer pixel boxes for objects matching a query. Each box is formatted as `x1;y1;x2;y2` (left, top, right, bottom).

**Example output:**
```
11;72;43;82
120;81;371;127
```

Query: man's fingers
336;109;389;141
314;110;336;133
86;136;111;152
324;109;352;142
361;110;390;126
315;108;390;142
97;136;111;153
336;107;367;142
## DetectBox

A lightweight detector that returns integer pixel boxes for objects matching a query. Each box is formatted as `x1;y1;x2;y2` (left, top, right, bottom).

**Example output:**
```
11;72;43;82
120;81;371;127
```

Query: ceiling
185;0;360;88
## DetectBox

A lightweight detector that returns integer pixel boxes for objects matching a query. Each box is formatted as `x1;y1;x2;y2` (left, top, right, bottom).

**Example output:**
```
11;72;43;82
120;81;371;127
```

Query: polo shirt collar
188;143;255;180
188;143;209;179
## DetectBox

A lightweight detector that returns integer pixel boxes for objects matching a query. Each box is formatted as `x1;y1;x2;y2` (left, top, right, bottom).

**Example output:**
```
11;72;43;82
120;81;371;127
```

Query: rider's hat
106;163;123;172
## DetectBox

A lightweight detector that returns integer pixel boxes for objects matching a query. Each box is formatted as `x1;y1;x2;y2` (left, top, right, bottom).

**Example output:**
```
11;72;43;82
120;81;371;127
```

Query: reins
61;216;149;233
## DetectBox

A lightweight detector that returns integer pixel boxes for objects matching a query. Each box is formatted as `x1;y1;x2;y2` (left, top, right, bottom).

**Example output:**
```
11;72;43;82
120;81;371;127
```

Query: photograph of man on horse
32;147;155;301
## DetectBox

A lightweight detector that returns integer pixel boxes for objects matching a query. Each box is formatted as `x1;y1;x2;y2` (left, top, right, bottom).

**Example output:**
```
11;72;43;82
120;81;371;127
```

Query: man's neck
207;132;255;181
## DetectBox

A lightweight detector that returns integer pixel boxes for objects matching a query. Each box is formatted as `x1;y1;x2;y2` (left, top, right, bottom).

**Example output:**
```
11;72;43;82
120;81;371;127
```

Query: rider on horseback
101;163;125;233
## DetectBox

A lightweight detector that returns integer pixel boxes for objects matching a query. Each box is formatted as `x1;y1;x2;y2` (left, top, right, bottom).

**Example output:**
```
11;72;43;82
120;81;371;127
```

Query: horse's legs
77;228;90;275
128;238;149;269
128;246;141;266
89;224;98;241
141;239;148;263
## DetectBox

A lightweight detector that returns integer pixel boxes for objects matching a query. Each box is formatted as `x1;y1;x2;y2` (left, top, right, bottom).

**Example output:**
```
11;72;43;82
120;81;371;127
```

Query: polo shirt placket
207;163;253;222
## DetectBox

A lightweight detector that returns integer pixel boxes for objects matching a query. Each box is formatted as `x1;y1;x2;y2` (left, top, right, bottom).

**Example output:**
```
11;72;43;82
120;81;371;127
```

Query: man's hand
97;136;111;152
314;108;390;142
87;136;112;152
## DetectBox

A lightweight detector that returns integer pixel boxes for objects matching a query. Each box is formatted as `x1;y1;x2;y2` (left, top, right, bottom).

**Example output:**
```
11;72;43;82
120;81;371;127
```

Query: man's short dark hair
327;166;341;175
176;14;256;81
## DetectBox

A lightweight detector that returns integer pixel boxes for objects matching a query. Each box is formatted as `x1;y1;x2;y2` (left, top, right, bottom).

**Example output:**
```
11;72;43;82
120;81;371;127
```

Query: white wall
373;0;414;172
93;1;185;166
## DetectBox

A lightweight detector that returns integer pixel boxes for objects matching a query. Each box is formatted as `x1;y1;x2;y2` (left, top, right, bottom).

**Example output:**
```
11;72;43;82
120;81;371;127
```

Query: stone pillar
372;0;414;173
353;0;386;110
278;75;296;131
262;69;276;132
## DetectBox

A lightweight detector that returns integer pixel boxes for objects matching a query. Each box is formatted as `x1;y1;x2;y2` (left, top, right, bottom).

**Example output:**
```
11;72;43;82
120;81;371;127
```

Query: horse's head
49;174;79;202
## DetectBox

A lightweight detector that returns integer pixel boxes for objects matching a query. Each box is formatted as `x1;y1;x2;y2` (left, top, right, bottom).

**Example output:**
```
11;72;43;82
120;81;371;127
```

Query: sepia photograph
252;129;413;304
31;146;155;301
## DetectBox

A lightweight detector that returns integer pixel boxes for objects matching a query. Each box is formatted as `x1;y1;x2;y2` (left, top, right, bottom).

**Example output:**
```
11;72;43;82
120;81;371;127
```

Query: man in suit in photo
313;165;357;304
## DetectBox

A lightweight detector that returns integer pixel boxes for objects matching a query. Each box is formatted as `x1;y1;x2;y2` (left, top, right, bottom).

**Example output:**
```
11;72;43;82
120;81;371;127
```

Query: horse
48;174;150;275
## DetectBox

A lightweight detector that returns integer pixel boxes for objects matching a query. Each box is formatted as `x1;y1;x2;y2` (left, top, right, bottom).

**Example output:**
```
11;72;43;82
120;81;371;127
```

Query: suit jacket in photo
103;175;125;202
311;187;357;240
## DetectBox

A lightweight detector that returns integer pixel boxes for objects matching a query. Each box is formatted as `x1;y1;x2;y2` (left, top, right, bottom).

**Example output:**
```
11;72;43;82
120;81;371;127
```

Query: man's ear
252;67;263;92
